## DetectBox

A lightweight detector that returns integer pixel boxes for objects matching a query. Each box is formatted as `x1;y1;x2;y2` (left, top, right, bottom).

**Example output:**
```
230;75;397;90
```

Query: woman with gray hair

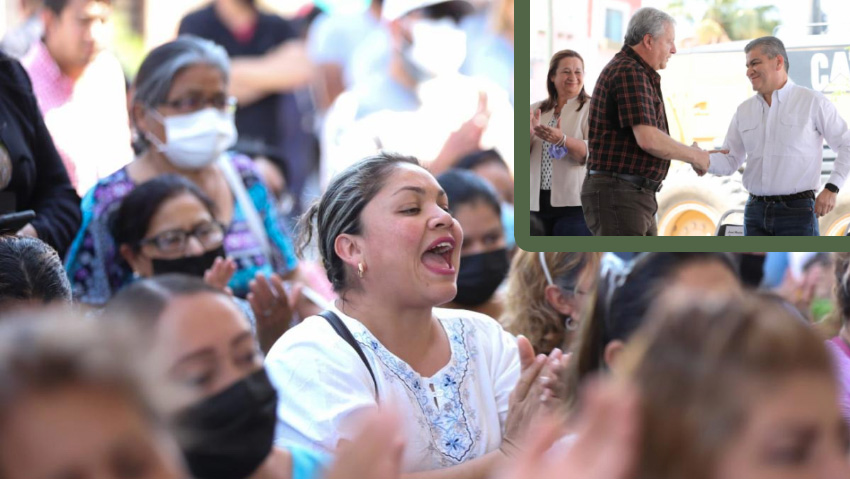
64;36;301;307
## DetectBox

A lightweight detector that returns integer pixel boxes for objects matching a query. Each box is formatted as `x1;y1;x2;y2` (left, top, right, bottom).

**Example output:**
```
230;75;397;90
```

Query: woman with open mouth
265;152;564;478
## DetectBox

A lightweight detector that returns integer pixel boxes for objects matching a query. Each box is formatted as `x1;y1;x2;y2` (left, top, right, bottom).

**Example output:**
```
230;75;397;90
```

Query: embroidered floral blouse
265;305;520;472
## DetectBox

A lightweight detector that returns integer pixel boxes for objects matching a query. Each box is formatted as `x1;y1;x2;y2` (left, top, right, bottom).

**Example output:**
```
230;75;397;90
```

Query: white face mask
403;18;467;80
146;107;238;170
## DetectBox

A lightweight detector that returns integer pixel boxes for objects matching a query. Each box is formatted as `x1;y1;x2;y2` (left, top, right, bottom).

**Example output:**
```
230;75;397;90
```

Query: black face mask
454;248;510;306
174;368;278;479
150;245;225;278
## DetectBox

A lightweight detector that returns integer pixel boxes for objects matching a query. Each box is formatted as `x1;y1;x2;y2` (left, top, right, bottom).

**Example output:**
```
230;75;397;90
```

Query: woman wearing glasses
108;175;288;354
65;35;300;307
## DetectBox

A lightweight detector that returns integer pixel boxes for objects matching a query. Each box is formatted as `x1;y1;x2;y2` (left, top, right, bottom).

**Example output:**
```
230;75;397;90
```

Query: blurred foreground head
571;252;741;387
0;309;183;479
623;293;850;479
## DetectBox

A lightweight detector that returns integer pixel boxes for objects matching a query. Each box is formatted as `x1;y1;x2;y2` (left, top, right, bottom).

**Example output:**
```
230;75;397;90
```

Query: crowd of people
3;194;850;479
3;0;850;478
530;6;850;236
0;0;515;256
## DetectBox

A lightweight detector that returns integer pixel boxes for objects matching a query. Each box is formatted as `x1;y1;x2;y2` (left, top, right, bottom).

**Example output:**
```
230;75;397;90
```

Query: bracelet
559;134;567;147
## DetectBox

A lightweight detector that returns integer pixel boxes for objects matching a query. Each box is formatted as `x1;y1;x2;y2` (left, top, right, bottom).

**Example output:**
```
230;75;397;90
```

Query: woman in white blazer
530;50;591;236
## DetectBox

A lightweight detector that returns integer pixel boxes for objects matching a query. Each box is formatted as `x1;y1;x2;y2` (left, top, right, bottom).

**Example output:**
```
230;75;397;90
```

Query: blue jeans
532;190;592;236
744;197;819;236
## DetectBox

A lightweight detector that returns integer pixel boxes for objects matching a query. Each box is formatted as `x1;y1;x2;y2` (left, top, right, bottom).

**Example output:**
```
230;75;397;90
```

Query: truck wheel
657;169;748;236
819;193;850;236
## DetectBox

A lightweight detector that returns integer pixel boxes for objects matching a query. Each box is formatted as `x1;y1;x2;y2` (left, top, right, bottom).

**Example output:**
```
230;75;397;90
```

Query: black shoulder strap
318;310;379;401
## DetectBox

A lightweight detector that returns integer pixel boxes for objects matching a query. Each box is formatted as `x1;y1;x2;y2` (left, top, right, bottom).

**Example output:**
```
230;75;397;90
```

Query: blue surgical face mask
501;202;515;250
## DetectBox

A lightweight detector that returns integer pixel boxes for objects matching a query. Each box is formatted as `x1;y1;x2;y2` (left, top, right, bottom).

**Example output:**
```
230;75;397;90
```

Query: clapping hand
538;348;572;414
530;109;541;139
204;256;236;294
248;273;294;355
495;378;639;479
502;337;574;457
534;116;564;145
432;91;490;173
325;409;405;479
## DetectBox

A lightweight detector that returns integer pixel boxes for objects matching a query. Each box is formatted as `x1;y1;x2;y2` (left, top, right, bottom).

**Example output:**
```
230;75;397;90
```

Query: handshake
689;142;728;177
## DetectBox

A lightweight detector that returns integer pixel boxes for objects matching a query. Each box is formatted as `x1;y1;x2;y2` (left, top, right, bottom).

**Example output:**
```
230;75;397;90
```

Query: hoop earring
565;315;578;331
358;262;365;279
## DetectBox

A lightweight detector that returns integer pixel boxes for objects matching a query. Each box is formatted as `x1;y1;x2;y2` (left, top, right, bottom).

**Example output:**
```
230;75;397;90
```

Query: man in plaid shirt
581;7;714;236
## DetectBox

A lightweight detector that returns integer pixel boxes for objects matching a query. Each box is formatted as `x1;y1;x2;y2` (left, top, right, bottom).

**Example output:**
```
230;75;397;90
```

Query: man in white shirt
707;36;850;236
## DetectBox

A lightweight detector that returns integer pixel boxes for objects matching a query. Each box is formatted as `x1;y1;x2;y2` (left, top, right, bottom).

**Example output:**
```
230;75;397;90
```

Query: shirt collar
757;77;794;106
622;45;661;82
775;77;794;103
29;40;72;86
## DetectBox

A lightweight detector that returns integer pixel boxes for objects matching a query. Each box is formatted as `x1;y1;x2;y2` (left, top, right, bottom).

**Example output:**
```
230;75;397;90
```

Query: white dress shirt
708;79;850;196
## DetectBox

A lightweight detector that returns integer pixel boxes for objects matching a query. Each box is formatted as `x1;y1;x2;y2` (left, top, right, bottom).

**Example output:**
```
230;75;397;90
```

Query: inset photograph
529;0;850;236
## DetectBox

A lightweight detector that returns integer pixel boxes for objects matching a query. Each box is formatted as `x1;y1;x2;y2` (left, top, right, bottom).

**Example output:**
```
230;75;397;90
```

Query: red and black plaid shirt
588;46;670;182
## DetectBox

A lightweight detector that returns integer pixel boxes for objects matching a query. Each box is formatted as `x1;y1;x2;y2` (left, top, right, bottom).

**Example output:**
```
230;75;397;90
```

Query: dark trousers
580;175;658;236
744;196;819;236
531;190;592;236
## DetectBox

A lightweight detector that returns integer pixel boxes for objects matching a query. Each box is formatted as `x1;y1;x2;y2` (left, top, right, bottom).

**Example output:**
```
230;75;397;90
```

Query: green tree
669;0;779;43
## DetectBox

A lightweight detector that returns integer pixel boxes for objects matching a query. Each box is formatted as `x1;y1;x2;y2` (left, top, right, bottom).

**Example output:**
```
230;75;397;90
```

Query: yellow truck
658;34;850;236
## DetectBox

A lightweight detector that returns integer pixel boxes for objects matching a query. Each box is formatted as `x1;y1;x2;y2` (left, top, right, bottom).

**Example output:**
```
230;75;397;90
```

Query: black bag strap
318;310;379;400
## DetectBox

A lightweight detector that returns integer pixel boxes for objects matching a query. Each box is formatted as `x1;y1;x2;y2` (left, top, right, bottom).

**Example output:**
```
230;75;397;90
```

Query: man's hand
815;189;837;217
690;147;710;176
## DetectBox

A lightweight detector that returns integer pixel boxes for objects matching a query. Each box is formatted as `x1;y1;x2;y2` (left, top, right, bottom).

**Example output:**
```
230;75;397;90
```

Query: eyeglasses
160;95;237;114
138;221;226;256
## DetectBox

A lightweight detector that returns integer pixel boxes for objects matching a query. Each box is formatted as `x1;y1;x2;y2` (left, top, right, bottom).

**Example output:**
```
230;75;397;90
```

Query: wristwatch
825;183;839;194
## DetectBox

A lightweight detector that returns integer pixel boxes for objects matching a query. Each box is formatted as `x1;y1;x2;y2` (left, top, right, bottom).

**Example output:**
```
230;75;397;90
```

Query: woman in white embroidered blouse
265;153;559;478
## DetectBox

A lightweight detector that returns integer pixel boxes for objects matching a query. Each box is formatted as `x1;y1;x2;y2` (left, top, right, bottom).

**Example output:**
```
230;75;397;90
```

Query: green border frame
515;3;850;253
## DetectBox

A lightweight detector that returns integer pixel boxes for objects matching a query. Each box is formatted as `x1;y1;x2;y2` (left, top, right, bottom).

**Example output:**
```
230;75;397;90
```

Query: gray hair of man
131;35;230;110
624;7;676;46
744;36;790;73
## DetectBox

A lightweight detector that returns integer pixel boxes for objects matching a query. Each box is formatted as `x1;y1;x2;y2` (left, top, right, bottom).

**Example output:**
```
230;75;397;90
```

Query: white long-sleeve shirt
708;79;850;196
